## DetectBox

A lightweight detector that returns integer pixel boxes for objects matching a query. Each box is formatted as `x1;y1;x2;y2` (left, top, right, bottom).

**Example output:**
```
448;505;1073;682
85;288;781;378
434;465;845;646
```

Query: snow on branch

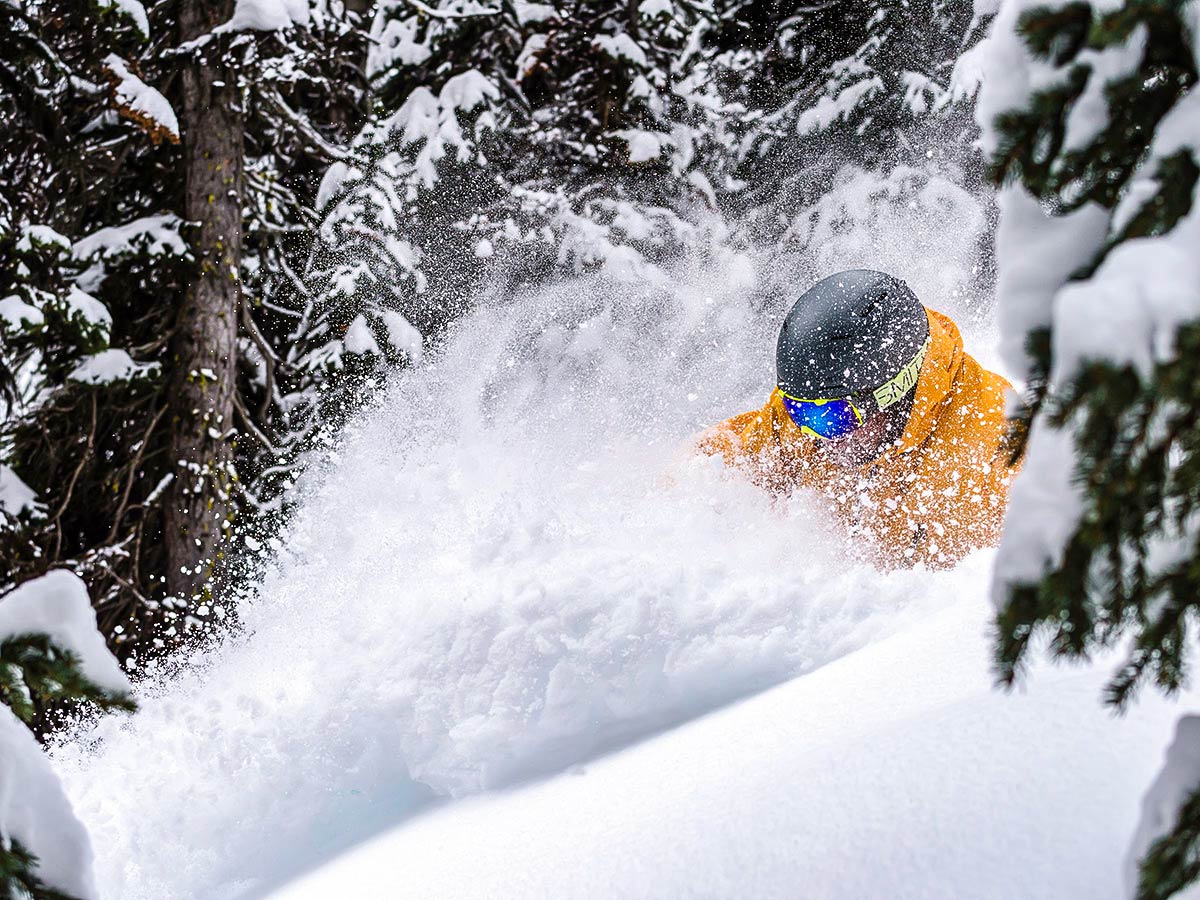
94;0;150;36
0;571;133;704
380;70;500;189
69;349;161;385
73;214;189;264
592;33;649;68
796;77;884;135
101;55;180;144
0;465;43;521
216;0;311;32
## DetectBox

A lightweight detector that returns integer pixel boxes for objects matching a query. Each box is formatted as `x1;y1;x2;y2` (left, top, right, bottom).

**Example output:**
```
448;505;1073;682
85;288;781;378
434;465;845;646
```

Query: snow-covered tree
713;0;981;234
196;0;373;550
0;570;135;899
0;0;188;652
286;0;737;481
976;0;1199;897
0;0;372;656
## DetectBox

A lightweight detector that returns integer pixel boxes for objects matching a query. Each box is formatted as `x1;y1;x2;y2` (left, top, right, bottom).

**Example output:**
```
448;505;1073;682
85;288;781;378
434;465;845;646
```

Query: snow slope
272;594;1197;900
49;170;1170;900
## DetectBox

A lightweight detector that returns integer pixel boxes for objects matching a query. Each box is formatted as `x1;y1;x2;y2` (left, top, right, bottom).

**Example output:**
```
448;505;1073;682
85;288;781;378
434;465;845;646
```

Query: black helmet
776;269;930;409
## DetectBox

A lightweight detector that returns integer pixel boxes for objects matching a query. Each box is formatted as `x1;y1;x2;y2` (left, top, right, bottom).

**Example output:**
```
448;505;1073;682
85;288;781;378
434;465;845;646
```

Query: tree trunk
165;4;243;604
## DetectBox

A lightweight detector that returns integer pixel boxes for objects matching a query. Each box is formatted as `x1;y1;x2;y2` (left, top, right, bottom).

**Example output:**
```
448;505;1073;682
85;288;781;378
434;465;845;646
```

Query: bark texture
166;2;244;603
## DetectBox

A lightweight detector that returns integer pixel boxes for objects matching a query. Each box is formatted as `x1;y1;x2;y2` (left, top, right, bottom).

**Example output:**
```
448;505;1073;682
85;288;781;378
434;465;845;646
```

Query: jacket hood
888;307;963;457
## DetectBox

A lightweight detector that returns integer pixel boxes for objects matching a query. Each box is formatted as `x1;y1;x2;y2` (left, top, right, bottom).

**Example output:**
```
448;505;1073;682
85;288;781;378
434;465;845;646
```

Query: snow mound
272;597;1200;900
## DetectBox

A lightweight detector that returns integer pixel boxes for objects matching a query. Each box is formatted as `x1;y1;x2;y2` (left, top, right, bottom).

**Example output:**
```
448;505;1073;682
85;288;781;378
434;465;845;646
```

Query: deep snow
270;594;1200;900
48;168;1183;900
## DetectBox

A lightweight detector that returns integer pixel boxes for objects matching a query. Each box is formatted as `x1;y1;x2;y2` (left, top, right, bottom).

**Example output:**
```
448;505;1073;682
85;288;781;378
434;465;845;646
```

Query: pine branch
1138;779;1200;900
0;633;135;723
0;838;78;900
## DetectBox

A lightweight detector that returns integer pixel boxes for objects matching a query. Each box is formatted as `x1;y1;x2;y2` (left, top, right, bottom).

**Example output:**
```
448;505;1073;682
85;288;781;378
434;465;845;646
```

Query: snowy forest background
1;0;985;655
2;0;1200;897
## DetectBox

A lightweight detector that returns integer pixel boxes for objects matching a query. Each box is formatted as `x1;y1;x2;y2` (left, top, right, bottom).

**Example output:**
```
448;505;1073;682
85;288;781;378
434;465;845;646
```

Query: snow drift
272;596;1200;900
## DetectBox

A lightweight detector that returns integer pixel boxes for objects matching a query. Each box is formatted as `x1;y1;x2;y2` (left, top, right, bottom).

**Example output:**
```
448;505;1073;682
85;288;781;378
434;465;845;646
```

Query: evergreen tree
979;1;1199;897
0;0;370;658
182;0;372;567
0;0;188;654
700;0;984;260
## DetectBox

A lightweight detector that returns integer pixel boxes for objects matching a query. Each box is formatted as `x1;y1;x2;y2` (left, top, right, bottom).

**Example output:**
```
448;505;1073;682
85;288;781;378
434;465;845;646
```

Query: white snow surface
273;595;1200;900
49;166;1185;900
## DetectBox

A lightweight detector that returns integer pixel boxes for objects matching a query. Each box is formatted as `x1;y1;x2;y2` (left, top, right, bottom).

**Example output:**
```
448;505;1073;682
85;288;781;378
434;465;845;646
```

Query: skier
698;269;1019;569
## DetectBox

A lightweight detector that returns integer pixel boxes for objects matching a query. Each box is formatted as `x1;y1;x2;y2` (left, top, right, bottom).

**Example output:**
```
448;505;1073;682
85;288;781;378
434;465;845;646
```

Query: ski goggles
779;395;865;441
779;336;931;441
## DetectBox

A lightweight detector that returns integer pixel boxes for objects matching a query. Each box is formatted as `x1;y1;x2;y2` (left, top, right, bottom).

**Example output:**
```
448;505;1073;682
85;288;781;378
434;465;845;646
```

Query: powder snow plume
54;166;997;900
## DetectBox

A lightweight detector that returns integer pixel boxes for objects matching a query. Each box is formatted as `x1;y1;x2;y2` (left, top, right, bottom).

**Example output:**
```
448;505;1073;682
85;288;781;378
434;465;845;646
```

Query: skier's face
821;394;913;470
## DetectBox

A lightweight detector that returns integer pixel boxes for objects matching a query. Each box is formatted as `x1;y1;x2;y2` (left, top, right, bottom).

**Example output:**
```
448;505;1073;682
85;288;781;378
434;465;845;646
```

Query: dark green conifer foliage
0;633;136;724
0;841;75;900
986;2;1199;897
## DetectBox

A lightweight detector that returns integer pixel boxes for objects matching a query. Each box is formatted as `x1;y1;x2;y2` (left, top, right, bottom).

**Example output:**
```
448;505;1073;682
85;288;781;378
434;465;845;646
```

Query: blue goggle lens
781;396;863;440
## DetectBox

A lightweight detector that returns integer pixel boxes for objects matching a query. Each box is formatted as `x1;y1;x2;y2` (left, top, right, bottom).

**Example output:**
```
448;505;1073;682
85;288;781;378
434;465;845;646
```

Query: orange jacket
697;308;1018;569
